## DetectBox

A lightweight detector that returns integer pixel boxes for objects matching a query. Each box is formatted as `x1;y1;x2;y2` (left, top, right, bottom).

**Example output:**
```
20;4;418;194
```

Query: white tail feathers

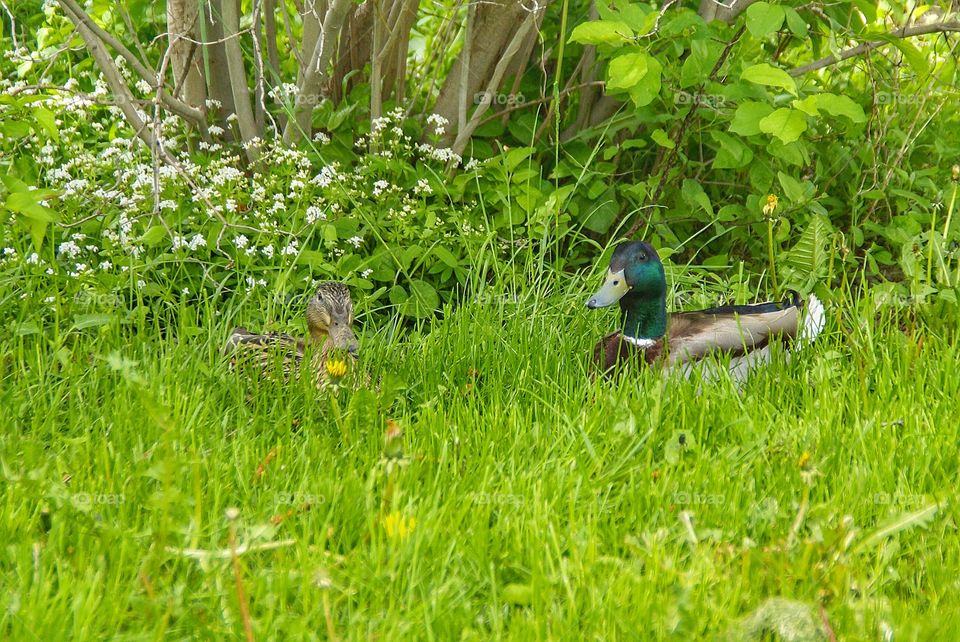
796;294;825;348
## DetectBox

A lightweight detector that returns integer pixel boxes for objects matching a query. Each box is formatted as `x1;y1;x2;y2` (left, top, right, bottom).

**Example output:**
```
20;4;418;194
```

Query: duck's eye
637;252;647;261
613;280;619;285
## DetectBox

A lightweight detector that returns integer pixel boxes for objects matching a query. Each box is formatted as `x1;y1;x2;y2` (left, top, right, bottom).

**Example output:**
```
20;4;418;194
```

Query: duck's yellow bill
586;270;629;309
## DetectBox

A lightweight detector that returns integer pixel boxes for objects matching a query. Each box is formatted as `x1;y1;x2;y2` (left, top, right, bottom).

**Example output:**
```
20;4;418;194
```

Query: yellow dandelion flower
762;194;779;217
798;451;812;470
325;358;348;379
952;164;959;181
383;511;416;539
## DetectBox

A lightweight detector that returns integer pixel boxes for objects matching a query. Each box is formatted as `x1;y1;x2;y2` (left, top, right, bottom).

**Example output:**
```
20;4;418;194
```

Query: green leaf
741;63;797;96
406;279;439;318
791;95;820;116
777;172;807;204
323;224;338;242
784;7;808;37
502;583;534;606
711;132;754;169
680;39;722;87
606;52;648;91
681;179;712;215
568;20;633;45
651;128;675;149
745;2;785;39
783;215;833;282
729;101;773;136
72;313;115;330
815;93;866;123
32;106;59;141
870;34;930;76
139;225;166;246
759;108;807;144
5;191;56;221
627;57;662;107
504;146;536;171
853;502;941;553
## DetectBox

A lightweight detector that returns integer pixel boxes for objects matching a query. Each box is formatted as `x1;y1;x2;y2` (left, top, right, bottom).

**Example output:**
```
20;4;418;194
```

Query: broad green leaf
607;52;649;91
627;56;662;107
777;172;807;203
568;20;633;45
680;39;722;87
32;106;59;141
504;146;536;171
6;191;56;221
72;313;115;330
784;7;808;37
783;214;833;283
759;108;807;144
729;101;774;136
741;63;797;96
139;225;166;246
406;280;439;318
711;131;754;169
890;38;930;76
681;179;712;215
745;2;785;38
651;128;675;149
323;223;338;242
815;93;866;123
792;95;820;116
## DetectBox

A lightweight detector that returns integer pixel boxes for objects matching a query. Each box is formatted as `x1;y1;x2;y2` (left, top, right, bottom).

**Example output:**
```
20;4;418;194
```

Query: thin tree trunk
285;0;353;144
431;0;539;147
166;0;206;109
220;0;261;160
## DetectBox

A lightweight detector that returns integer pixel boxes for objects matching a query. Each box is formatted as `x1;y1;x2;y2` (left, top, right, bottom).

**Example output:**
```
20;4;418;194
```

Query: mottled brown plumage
225;281;359;388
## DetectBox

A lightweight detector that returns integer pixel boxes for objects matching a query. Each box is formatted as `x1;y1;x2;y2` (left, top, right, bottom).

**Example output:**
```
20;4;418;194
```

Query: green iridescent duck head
586;241;668;340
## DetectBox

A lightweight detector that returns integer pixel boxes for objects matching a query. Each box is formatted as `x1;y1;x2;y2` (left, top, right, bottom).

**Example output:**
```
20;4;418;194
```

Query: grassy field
2;273;958;641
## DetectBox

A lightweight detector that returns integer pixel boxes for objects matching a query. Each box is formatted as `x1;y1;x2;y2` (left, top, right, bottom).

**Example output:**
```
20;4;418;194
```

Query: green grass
2;277;959;641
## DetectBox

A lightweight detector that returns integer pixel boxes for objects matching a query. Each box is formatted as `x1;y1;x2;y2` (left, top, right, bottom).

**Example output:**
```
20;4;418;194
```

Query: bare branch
698;0;760;24
790;20;960;76
57;0;203;123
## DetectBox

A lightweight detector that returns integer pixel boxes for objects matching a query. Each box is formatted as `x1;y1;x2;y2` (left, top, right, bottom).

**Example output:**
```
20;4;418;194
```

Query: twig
790;20;960;76
56;0;203;123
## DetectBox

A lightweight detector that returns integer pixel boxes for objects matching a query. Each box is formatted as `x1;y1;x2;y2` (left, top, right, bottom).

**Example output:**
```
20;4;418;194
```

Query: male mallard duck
586;241;824;381
225;281;359;387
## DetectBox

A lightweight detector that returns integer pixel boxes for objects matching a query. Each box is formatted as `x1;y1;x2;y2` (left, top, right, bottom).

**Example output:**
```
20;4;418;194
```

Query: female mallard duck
225;281;359;387
586;241;824;382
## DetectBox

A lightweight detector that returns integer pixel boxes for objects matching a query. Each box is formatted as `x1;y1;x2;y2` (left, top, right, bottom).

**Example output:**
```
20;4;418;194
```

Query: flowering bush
2;51;561;330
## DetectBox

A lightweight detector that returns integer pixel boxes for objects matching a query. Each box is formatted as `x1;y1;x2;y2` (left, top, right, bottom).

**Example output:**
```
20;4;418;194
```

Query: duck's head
306;281;358;355
586;241;665;309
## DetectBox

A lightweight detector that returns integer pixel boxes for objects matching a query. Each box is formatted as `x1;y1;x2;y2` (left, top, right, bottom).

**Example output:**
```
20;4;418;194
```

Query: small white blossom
58;240;82;258
305;206;326;224
347;236;363;248
234;234;249;249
